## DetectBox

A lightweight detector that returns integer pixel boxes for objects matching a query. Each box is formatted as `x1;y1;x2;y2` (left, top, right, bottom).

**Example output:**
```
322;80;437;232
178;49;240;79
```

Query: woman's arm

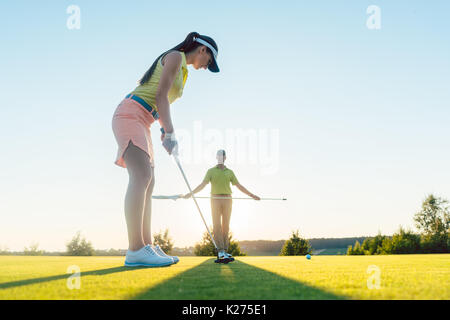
155;51;182;134
183;181;209;198
235;183;261;200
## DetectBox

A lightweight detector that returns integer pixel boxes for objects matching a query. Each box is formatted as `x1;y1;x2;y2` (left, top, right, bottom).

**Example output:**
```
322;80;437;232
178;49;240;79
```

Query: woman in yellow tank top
112;32;220;267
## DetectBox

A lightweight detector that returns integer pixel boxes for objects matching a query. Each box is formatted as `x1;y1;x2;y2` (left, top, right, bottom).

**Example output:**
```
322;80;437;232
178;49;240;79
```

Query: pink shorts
112;97;157;168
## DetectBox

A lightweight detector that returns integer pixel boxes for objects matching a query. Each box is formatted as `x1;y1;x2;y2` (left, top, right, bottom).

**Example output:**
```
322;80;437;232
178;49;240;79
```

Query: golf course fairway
0;254;448;300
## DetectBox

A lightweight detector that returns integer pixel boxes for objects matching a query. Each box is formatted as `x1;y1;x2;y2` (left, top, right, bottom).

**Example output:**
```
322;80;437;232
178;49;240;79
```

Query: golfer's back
204;167;239;195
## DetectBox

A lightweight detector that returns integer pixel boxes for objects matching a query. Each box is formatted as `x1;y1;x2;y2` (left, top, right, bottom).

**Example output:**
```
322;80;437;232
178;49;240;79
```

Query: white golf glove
162;132;178;156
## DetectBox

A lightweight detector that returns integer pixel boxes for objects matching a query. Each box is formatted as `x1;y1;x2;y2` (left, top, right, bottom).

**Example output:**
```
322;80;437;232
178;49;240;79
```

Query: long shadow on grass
0;266;149;290
132;258;346;300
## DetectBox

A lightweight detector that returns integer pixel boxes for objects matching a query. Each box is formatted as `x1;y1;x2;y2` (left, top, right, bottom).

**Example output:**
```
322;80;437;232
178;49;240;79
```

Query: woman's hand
162;132;178;155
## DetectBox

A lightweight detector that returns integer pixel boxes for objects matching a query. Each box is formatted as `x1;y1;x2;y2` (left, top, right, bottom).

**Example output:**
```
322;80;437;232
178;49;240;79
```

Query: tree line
2;194;447;256
348;194;449;255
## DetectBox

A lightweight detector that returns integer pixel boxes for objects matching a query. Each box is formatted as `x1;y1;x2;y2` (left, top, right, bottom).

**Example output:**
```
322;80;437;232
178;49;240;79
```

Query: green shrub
389;227;421;254
194;229;246;256
66;231;94;256
347;240;365;255
153;229;174;254
380;237;393;254
280;230;312;256
23;243;44;256
420;232;449;253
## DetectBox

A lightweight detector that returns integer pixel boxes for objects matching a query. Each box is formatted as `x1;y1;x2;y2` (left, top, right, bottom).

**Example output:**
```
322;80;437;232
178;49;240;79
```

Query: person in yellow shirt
112;32;220;267
183;150;260;262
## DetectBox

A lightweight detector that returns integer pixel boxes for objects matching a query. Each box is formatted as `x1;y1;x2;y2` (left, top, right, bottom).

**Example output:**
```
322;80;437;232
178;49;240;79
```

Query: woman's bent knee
124;141;153;187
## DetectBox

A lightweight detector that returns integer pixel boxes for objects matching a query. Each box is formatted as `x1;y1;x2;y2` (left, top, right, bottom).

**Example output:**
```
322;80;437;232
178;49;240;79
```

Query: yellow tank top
131;51;188;111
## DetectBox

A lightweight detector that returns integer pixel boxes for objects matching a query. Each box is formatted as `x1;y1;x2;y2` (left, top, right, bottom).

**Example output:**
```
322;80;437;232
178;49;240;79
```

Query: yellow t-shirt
131;51;188;111
203;166;239;195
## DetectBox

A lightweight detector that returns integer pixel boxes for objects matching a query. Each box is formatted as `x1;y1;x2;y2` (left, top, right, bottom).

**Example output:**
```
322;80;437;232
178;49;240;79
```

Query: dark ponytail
139;32;212;85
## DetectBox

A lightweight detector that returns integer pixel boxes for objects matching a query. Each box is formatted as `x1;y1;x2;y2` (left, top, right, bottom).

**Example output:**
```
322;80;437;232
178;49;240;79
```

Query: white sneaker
218;250;231;262
124;245;174;267
153;245;179;264
218;251;227;260
225;252;235;261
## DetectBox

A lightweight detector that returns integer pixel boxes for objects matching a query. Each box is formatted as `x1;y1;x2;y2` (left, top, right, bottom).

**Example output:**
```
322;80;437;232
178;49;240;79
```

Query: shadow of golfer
0;265;149;290
132;258;347;300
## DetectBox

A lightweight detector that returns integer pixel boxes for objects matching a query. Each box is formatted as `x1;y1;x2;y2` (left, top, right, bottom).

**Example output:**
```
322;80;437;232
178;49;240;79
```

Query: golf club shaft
173;155;219;251
195;197;286;200
152;195;286;200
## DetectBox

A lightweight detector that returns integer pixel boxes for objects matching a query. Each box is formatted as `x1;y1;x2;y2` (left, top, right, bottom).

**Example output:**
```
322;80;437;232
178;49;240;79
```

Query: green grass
0;254;449;299
315;248;348;255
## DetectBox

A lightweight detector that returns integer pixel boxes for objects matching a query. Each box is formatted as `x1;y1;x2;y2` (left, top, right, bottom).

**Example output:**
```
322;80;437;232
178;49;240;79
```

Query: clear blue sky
1;1;449;251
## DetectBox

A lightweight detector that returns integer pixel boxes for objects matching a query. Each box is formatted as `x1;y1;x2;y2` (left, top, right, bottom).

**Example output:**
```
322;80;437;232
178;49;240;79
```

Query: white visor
195;37;218;59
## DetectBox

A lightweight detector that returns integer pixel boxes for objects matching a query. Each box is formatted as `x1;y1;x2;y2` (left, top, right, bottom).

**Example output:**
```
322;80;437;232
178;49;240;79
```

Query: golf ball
306;254;311;260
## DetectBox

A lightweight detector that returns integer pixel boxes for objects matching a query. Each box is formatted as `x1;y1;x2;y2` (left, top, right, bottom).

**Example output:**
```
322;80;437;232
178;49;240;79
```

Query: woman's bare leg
123;140;153;251
143;166;155;245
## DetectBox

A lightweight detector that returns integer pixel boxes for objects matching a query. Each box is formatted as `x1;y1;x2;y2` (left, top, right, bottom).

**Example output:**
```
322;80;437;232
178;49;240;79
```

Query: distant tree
93;248;126;256
23;242;44;256
347;240;365;255
194;229;246;256
415;195;449;233
171;246;195;256
388;226;421;254
369;233;388;255
355;240;365;255
346;245;353;255
153;229;174;254
0;245;9;255
360;233;383;255
227;238;246;257
66;231;94;256
414;195;449;234
379;237;393;255
414;195;449;253
361;238;370;254
280;230;312;256
194;230;216;256
420;233;449;253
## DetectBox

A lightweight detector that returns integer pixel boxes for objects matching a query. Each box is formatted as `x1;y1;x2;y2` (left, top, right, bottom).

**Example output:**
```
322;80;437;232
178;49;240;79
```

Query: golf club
152;195;287;201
